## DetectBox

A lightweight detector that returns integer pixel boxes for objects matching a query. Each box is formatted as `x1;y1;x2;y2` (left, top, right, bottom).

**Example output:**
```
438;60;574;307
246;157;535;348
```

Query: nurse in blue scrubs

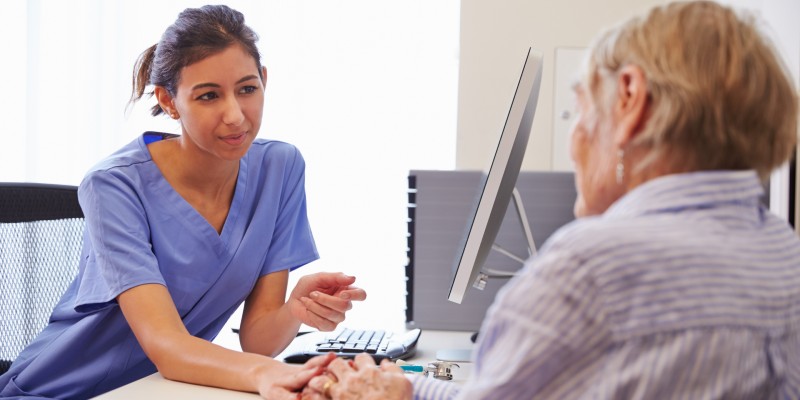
0;5;364;399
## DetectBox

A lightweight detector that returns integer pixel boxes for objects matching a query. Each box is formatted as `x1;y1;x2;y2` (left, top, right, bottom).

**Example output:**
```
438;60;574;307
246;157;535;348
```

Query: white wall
457;0;800;226
0;1;460;333
457;0;668;171
719;0;800;225
456;0;800;170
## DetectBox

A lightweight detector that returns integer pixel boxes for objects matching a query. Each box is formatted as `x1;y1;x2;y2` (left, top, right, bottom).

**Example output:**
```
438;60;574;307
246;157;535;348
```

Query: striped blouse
412;170;800;399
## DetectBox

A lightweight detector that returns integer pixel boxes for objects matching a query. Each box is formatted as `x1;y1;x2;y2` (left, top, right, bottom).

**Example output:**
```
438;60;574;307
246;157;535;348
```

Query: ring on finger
322;379;335;397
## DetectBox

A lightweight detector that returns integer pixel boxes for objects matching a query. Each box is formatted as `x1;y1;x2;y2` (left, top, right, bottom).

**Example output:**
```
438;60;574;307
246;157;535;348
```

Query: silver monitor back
448;48;544;304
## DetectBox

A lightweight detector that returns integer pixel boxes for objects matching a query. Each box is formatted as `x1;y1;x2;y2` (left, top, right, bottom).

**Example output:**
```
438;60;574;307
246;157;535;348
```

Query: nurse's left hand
289;272;367;331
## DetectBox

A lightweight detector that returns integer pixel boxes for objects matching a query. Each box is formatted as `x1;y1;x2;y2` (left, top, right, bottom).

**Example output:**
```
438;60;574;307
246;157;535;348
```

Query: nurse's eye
196;91;219;101
239;85;258;95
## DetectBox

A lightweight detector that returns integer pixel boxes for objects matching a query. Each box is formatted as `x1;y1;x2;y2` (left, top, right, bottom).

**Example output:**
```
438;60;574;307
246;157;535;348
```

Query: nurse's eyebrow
191;75;260;91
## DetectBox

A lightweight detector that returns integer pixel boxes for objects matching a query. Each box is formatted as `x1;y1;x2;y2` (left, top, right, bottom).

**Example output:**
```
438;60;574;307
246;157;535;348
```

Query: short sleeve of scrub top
0;134;319;399
74;165;166;312
72;135;319;313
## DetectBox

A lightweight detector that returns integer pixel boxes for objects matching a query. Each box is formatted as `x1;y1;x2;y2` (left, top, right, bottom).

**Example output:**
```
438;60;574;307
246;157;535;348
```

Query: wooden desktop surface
94;329;474;399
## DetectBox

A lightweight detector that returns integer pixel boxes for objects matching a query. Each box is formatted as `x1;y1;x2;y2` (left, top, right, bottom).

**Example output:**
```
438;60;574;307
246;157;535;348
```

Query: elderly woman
303;1;800;399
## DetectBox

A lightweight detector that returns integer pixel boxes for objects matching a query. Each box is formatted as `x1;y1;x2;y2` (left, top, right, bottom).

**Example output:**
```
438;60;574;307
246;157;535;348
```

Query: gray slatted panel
405;170;576;332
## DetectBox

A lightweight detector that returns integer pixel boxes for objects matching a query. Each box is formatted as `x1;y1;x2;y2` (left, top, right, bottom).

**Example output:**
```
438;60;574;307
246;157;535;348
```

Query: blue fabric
0;133;319;399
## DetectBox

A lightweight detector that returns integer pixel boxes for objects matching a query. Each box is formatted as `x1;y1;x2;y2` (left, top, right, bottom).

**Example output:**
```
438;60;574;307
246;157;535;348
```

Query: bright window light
0;0;460;332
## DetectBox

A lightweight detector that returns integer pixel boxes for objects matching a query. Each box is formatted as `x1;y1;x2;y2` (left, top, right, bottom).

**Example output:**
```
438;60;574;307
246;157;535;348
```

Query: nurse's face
170;44;266;162
569;83;623;217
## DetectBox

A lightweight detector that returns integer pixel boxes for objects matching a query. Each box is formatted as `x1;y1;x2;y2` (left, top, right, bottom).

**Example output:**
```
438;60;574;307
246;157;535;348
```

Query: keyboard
281;327;422;364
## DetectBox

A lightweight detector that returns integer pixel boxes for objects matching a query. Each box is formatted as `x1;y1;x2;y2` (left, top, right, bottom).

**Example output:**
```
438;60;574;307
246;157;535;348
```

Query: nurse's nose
222;98;245;126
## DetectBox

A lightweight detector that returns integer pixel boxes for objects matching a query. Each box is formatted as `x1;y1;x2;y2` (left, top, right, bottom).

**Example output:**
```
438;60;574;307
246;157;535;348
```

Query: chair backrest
0;183;84;374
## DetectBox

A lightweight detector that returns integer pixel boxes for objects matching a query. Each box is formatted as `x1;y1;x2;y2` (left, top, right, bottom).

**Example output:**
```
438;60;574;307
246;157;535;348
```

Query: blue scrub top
0;132;319;399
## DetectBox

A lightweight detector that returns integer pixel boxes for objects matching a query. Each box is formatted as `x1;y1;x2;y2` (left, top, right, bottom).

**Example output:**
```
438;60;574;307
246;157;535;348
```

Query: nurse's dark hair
129;4;262;116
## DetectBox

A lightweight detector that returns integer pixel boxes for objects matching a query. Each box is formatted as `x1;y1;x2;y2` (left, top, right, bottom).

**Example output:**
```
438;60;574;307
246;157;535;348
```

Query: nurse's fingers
326;272;357;287
304;352;337;370
326;357;356;381
261;366;321;399
301;297;346;325
299;306;340;332
308;291;352;313
336;287;367;302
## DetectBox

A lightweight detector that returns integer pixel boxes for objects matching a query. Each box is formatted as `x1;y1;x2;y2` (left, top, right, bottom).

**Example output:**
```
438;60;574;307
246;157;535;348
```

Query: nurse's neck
149;136;240;227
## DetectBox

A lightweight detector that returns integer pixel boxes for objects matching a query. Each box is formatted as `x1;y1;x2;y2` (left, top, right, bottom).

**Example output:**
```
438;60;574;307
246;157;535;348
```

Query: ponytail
128;44;163;116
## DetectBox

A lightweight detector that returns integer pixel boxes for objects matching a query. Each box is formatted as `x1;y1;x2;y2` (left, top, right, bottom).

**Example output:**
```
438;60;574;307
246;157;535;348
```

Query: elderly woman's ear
612;64;649;149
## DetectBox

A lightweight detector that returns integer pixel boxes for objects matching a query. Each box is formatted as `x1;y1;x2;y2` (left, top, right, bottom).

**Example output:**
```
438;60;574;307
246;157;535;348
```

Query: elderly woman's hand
303;353;413;400
288;272;367;332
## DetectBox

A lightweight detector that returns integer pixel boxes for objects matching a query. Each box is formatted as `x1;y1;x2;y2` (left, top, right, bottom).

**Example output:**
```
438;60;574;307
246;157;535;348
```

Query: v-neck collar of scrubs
137;132;248;258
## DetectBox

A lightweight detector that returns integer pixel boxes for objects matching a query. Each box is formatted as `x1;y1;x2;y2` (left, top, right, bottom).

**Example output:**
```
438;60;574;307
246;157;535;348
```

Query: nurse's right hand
289;272;367;332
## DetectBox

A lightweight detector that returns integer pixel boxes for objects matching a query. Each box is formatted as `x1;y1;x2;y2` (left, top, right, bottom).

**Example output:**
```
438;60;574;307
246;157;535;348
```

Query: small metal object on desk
425;361;460;380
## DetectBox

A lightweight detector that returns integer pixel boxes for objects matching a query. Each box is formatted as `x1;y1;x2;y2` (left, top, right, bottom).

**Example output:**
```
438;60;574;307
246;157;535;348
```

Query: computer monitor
447;48;544;304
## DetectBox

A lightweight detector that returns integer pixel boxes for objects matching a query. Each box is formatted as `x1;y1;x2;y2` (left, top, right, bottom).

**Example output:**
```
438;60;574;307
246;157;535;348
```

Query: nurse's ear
260;66;268;88
154;86;179;119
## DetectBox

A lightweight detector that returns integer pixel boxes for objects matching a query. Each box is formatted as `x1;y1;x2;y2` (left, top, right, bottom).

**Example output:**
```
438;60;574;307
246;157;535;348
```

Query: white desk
95;330;474;399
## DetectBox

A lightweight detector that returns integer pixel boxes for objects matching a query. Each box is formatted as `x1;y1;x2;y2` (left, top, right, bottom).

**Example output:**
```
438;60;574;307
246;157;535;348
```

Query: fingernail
339;292;350;299
310;291;320;299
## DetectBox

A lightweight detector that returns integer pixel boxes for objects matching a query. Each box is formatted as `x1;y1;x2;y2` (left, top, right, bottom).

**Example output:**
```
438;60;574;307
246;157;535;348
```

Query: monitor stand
435;348;473;362
436;188;536;363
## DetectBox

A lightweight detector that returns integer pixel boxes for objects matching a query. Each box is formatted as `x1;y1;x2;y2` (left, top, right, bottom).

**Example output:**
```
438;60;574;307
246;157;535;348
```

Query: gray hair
585;1;797;180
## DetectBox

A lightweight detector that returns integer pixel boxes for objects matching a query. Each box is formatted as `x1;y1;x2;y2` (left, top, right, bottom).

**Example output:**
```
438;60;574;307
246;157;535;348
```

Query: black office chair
0;183;84;374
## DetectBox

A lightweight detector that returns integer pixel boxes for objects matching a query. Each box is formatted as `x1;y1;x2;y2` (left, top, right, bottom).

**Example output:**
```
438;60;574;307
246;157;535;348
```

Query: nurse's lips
221;133;247;145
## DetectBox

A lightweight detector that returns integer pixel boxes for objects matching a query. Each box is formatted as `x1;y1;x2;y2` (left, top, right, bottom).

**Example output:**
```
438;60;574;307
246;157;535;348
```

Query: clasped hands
301;353;412;400
267;273;410;399
260;353;411;400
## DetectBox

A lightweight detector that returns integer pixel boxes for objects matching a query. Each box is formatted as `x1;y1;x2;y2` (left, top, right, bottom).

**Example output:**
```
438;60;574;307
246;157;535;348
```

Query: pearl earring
616;149;625;185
